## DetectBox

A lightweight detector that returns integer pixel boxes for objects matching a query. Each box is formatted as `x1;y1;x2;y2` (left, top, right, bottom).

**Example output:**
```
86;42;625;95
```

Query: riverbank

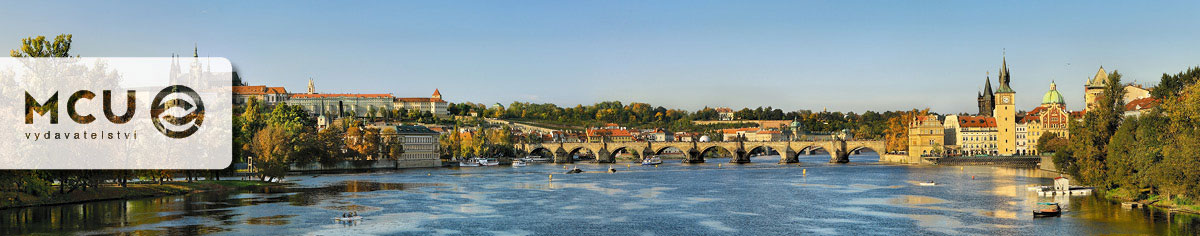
1104;188;1200;215
0;180;286;210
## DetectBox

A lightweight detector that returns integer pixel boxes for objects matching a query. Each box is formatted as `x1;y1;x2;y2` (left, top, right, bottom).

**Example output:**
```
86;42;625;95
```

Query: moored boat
1033;202;1061;217
459;158;481;167
512;160;527;167
478;158;499;166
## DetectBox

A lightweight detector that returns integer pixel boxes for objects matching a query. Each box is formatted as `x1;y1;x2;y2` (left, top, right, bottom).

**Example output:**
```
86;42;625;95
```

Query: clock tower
994;56;1017;156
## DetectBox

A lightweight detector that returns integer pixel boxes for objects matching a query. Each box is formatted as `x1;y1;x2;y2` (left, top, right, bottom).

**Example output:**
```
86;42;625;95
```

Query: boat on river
918;181;937;186
478;158;499;166
459;158;481;167
512;160;527;167
522;156;552;163
1033;202;1061;217
333;216;362;221
642;156;663;165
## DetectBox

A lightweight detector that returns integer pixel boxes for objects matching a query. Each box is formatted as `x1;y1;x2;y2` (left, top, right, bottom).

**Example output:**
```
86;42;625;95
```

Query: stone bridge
517;139;886;164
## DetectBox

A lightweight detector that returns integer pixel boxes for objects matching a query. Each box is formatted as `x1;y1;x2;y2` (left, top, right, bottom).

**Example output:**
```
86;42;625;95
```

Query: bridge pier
730;148;750;164
780;148;798;164
596;148;614;163
829;151;849;163
553;149;572;164
684;148;704;163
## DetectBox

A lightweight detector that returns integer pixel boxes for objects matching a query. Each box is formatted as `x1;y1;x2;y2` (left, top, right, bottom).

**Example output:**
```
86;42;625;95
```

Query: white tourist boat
523;156;552;163
478;158;499;166
459;158;481;167
641;156;663;165
512;160;527;167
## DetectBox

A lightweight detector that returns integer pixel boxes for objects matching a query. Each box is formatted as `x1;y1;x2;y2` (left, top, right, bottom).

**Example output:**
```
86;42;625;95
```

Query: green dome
1042;82;1065;105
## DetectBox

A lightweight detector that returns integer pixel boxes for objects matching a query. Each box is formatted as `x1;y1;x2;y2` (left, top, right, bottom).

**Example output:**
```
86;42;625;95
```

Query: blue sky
2;0;1197;113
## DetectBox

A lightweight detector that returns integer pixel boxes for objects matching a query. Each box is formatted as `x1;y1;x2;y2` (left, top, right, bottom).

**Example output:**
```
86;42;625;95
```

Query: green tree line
447;101;911;140
1054;67;1200;208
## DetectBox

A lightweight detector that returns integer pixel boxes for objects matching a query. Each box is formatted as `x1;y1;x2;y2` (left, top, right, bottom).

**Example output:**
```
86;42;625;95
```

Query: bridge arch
528;147;555;159
566;146;598;161
843;145;884;163
653;145;689;156
609;146;642;162
697;145;735;163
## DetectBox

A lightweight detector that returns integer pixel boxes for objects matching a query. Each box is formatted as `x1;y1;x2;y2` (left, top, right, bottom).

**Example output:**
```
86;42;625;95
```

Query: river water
3;154;1198;235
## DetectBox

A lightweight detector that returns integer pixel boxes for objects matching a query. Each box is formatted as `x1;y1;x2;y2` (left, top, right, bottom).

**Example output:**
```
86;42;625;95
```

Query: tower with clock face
993;56;1017;156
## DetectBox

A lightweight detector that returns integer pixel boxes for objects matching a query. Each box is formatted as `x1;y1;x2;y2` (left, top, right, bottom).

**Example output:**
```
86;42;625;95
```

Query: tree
381;128;405;160
1071;70;1125;186
1035;132;1067;154
1157;80;1200;201
1104;114;1166;198
250;124;294;182
10;34;72;57
1151;66;1200;99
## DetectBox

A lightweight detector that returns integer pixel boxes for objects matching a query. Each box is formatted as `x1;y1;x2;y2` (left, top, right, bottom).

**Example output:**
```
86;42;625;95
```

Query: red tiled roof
290;93;393;99
957;116;996;128
587;128;632;137
1021;115;1040;123
395;97;445;103
1124;97;1159;111
233;85;288;95
758;130;782;134
1026;106;1047;116
715;107;734;113
432;89;441;96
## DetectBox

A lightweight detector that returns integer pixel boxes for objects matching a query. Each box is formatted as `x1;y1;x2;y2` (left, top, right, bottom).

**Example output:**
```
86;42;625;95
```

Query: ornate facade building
1022;81;1071;155
908;114;945;157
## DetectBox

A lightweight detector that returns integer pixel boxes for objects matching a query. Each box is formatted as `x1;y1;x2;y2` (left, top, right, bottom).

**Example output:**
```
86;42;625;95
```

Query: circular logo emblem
151;85;205;138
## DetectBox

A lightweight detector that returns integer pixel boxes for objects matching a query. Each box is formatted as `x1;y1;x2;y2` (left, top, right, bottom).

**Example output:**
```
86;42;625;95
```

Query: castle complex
234;79;449;118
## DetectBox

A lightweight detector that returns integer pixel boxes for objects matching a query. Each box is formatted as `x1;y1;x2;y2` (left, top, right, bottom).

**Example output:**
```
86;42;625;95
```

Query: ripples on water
1;154;1197;235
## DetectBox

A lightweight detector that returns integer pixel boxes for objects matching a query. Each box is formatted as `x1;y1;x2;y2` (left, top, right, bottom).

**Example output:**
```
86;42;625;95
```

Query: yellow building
908;115;945;158
994;57;1017;156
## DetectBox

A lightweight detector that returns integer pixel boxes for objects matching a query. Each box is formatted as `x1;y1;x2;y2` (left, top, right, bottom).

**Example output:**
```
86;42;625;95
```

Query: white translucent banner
0;57;233;169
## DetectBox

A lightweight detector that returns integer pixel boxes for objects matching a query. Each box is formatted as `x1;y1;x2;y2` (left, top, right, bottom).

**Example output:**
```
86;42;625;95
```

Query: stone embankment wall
289;159;441;173
927;156;1041;168
880;154;922;164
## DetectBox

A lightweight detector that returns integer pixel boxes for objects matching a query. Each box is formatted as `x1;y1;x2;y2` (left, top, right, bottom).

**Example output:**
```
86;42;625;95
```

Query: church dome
1042;82;1065;105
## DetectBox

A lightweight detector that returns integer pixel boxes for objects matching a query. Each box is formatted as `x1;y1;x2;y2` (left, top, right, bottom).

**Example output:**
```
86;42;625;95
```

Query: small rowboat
918;181;937;186
1033;202;1061;217
333;216;362;221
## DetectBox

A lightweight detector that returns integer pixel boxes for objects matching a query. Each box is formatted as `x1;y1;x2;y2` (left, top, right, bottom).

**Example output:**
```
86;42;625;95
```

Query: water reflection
1;155;1197;235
